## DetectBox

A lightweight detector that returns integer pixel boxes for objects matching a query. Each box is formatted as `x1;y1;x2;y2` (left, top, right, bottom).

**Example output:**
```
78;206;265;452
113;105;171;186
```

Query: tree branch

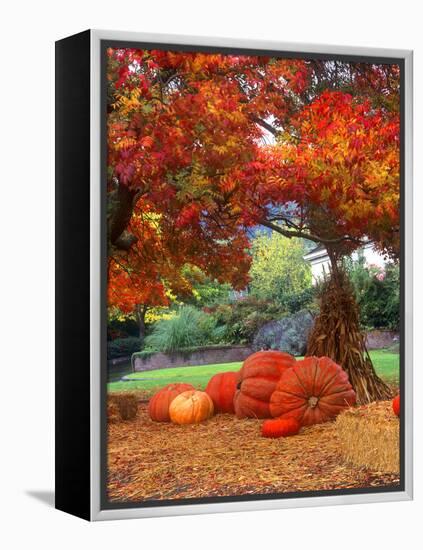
251;116;279;136
259;219;365;247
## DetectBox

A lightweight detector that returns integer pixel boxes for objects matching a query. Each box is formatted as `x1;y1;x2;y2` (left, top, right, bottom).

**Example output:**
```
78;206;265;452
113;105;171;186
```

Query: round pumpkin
392;394;400;417
205;371;238;413
270;356;356;426
234;350;296;419
148;383;195;422
261;417;301;438
169;390;214;424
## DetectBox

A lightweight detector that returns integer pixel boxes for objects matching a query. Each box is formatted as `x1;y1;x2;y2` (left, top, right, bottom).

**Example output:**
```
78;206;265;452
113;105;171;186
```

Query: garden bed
107;403;399;503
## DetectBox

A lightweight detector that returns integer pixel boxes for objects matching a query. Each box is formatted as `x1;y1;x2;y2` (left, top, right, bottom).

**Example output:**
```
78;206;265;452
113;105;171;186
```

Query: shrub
144;306;223;352
279;287;317;314
107;336;143;359
212;297;287;344
107;316;139;340
346;258;400;330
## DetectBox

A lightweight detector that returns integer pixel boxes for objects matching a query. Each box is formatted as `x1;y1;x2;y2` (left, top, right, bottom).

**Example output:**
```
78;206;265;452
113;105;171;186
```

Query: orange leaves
273;91;400;248
106;47;400;315
140;136;154;149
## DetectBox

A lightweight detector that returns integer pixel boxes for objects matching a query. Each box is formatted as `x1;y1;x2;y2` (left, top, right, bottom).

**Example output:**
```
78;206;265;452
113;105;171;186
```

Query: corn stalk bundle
306;268;392;404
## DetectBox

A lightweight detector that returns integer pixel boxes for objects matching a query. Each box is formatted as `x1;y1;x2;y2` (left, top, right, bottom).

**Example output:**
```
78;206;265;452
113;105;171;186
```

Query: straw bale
336;401;399;473
108;392;138;422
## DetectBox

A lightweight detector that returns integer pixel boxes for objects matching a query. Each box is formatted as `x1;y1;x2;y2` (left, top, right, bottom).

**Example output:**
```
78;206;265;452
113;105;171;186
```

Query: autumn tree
107;49;400;402
106;49;308;336
240;90;399;402
108;195;251;341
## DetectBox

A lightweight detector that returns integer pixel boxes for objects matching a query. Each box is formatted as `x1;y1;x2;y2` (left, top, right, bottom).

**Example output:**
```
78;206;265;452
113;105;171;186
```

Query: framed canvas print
55;29;413;521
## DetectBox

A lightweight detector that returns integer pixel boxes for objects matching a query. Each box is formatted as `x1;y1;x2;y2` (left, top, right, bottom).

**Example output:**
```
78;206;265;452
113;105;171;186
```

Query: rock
252;310;315;356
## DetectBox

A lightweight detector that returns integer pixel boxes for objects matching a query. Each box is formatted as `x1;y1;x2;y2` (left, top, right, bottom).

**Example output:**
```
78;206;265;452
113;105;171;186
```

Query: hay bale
108;392;138;422
107;400;120;424
336;401;399;473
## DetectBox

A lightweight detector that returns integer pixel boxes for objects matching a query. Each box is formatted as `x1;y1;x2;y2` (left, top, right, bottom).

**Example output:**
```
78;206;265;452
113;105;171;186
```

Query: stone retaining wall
133;345;253;372
365;330;399;350
131;330;398;372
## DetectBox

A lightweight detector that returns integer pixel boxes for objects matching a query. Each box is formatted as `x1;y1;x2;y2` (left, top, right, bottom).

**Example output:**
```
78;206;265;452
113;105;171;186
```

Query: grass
366;349;399;384
107;349;399;394
108;361;238;393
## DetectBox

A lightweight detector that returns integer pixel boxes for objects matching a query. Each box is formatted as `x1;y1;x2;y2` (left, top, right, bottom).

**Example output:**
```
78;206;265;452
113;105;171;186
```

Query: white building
303;242;386;284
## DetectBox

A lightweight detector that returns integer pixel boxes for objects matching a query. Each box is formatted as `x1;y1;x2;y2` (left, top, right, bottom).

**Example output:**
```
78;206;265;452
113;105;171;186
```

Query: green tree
346;256;400;330
249;232;312;306
181;266;232;308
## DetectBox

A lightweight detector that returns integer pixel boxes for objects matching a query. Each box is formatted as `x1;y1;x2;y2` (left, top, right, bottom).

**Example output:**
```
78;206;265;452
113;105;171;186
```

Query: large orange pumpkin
169;390;214;424
270;356;356;426
205;371;238;413
234;351;296;419
148;383;195;422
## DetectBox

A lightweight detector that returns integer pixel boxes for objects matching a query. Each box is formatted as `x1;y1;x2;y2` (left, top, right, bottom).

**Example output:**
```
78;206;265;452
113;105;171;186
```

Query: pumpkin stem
308;396;319;408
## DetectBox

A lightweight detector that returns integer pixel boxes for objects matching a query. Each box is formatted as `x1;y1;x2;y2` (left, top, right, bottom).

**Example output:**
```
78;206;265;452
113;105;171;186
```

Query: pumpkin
205;371;238;413
148;383;195;422
169;390;214;424
392;395;400;417
261;417;301;438
270;356;356;426
234;350;296;419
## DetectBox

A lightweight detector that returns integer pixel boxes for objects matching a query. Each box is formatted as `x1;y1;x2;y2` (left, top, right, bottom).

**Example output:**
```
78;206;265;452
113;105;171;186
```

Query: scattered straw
107;403;399;503
336;401;399;474
107;400;120;424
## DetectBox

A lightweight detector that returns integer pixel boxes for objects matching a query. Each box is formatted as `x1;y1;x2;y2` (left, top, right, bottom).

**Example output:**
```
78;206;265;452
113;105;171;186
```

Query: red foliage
107;49;400;318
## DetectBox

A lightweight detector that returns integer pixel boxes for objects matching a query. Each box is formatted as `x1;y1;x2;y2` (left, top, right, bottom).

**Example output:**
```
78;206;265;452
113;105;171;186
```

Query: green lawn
367;349;400;384
107;349;399;394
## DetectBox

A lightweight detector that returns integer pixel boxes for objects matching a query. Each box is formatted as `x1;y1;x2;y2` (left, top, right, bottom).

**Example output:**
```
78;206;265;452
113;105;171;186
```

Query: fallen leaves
107;404;399;503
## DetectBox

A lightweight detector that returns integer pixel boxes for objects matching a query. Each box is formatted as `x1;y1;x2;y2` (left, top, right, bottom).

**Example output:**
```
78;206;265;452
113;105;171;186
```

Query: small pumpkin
392;394;400;417
148;383;195;422
261;417;301;438
205;371;238;413
270;356;356;426
234;351;296;419
169;390;214;424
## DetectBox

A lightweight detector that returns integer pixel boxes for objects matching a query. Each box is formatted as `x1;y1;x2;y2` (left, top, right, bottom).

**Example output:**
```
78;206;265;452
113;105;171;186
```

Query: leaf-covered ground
107;404;399;503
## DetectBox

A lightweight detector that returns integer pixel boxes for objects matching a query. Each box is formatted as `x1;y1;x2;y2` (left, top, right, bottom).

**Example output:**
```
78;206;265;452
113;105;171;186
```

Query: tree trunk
108;184;138;250
306;252;392;405
135;304;148;343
